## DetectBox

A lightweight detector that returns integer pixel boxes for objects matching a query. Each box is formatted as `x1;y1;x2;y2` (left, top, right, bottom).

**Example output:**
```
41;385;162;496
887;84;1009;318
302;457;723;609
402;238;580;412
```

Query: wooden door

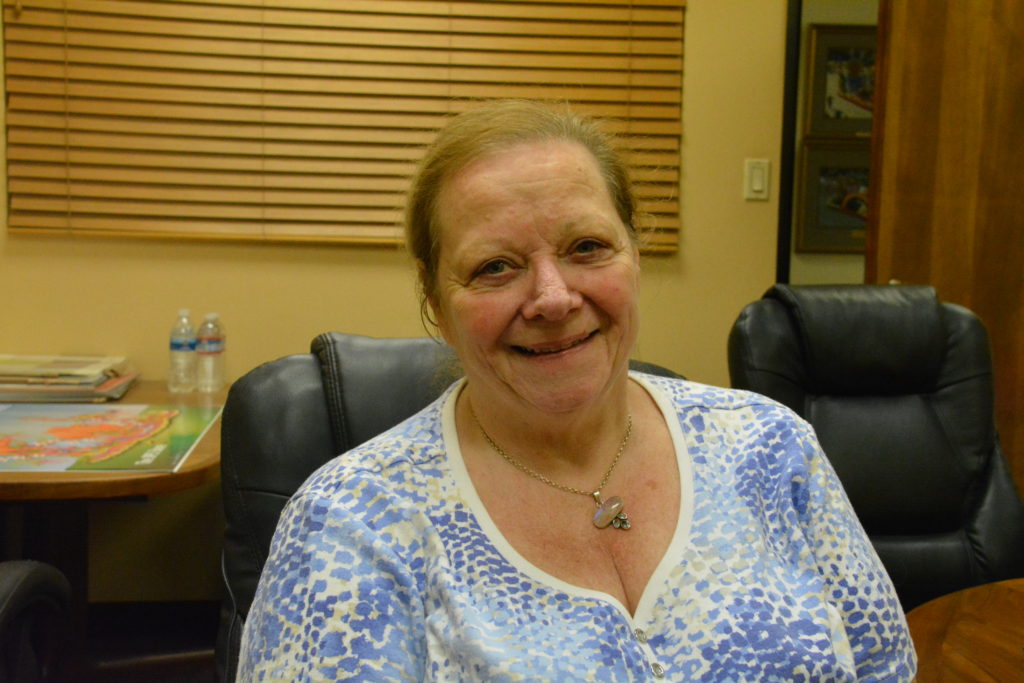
868;0;1024;488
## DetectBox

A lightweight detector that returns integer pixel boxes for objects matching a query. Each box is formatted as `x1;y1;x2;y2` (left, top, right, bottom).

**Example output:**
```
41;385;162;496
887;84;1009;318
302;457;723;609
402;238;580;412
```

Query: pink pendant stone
592;495;625;528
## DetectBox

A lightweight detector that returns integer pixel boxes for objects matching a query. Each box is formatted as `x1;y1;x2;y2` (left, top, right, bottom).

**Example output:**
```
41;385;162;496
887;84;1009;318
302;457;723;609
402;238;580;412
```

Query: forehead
446;139;603;195
435;140;612;229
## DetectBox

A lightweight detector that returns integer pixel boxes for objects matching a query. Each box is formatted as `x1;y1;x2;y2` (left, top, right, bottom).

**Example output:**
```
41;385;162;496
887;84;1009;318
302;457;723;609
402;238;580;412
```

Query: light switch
744;158;770;201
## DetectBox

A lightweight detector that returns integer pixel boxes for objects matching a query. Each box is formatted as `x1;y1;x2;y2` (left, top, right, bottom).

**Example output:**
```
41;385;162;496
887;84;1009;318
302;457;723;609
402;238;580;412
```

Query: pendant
592;492;630;530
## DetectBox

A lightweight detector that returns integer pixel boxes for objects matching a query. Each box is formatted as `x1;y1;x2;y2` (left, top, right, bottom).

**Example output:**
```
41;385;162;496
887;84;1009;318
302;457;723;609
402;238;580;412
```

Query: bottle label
197;337;224;354
170;338;197;351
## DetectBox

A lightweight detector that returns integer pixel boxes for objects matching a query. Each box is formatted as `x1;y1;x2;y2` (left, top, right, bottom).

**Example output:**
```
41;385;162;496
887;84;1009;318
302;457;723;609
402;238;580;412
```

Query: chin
472;340;633;414
509;370;623;415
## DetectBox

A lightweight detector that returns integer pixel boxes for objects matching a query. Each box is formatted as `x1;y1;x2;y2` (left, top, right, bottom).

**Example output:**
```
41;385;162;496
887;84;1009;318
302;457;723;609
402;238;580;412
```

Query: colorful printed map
0;404;222;472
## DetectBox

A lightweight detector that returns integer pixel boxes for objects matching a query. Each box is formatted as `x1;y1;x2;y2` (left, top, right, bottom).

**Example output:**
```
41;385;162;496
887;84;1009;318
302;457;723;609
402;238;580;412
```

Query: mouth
512;330;598;356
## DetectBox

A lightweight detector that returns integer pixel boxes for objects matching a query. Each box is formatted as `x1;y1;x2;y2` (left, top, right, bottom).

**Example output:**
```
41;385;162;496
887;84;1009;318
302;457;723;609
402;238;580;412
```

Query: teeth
517;333;592;355
534;341;574;354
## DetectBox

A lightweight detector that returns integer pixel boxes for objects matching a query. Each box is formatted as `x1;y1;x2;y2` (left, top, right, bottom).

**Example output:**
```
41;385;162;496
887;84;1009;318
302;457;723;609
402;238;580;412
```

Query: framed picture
796;139;870;253
804;24;876;137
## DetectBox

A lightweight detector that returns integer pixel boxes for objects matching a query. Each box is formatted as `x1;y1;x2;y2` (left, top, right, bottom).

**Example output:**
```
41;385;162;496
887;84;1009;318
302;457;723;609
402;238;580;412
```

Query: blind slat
8;32;682;72
8;10;684;52
6;112;681;151
10;179;677;216
8;0;682;25
5;45;683;87
9;130;684;170
5;67;683;104
7;79;683;113
8;94;683;134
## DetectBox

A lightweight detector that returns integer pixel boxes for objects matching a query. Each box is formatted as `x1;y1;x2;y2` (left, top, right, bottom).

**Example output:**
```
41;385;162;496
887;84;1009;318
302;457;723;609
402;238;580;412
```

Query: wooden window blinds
3;0;684;251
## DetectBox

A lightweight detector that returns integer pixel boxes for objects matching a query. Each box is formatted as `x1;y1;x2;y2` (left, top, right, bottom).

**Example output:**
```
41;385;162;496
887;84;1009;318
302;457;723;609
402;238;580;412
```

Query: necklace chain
469;405;633;498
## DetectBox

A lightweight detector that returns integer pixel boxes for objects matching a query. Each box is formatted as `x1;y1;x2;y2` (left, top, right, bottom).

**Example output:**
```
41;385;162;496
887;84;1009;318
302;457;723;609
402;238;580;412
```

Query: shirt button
651;662;666;678
634;628;648;643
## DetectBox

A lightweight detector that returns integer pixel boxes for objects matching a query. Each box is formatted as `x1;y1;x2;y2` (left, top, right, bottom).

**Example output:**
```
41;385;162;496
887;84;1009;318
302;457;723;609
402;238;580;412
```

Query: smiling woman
237;100;917;682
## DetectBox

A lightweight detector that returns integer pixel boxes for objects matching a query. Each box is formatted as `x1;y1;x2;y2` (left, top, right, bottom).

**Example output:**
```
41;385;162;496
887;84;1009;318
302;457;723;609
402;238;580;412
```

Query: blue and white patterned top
238;374;916;681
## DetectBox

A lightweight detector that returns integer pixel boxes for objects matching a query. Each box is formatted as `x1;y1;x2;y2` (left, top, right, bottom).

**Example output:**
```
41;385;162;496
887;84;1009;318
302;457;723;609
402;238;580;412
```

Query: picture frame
804;24;876;137
795;139;870;253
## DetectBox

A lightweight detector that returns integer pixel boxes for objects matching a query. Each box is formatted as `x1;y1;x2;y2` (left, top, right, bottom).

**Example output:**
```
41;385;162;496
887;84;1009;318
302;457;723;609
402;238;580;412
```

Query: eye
571;238;609;258
474;259;513;279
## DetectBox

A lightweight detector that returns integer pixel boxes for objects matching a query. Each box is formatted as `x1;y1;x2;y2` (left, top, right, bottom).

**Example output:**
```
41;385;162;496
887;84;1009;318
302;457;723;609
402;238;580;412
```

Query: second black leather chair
728;284;1024;612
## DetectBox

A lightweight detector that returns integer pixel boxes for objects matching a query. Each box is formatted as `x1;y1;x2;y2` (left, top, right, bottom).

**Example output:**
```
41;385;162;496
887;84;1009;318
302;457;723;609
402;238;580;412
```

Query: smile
512;331;598;356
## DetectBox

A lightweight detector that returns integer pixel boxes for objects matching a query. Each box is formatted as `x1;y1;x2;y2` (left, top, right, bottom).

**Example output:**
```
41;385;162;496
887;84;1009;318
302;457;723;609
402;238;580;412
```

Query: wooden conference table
906;577;1024;680
0;380;225;677
0;380;223;502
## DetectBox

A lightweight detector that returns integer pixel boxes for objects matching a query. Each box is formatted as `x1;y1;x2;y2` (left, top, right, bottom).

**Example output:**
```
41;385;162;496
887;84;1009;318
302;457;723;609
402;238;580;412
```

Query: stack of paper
0;355;139;402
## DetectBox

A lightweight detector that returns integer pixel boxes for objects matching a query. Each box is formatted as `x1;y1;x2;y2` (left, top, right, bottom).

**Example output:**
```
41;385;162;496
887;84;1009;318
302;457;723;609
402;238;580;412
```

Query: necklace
469;405;634;531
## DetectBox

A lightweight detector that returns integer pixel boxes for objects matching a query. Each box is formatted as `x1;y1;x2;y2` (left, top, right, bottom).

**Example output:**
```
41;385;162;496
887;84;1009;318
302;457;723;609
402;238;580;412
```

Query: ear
627;238;641;286
429;295;455;346
432;301;448;335
418;259;454;344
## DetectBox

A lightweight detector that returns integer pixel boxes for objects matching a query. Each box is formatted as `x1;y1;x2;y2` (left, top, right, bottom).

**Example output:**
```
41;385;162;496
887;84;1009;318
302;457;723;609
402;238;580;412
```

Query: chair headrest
765;284;945;394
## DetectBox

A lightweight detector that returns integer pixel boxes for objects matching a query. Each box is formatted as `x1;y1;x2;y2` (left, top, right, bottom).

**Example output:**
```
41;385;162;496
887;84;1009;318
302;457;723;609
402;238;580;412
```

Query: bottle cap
179;308;190;317
204;313;219;321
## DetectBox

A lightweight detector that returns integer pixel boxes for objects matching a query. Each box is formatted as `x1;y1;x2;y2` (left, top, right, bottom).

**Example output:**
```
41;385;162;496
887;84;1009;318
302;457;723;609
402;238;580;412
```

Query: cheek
585;268;638;316
445;295;516;348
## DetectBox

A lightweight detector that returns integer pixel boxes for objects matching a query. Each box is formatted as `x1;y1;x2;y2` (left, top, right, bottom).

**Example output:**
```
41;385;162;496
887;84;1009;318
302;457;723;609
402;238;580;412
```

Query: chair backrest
216;332;681;680
728;284;1024;611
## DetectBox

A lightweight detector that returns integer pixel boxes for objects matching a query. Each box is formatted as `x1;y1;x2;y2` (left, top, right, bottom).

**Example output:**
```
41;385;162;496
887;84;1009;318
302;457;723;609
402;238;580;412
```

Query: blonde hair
405;99;638;316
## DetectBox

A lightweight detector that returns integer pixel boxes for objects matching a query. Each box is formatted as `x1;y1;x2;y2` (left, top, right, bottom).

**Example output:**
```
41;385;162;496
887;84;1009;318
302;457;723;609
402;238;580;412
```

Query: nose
521;258;582;320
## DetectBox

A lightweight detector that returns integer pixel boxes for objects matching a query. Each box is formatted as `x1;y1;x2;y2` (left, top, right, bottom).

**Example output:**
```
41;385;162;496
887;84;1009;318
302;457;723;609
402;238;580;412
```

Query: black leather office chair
728;284;1024;612
216;332;681;681
0;559;71;683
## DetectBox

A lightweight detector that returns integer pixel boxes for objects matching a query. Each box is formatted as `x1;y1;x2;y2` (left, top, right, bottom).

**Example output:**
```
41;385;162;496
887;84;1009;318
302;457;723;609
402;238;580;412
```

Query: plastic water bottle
168;309;197;393
196;313;226;393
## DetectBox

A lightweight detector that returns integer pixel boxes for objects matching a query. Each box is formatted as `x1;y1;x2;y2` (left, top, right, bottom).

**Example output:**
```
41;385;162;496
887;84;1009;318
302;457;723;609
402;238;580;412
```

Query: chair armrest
0;560;70;624
0;560;71;683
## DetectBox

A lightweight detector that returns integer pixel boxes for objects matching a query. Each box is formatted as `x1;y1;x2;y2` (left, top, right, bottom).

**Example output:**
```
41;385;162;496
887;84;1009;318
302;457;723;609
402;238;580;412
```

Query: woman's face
430;140;640;416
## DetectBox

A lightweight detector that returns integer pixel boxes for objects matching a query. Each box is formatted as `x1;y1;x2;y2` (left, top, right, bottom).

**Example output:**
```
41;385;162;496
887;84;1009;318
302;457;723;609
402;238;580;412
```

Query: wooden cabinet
868;0;1024;488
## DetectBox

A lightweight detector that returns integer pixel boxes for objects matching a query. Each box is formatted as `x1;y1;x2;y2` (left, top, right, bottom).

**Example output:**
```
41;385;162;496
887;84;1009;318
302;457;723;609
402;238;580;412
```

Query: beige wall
0;1;788;601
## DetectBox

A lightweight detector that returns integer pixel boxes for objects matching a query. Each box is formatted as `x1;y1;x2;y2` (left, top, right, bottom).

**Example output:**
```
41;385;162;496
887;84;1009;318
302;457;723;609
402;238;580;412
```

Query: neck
458;377;634;472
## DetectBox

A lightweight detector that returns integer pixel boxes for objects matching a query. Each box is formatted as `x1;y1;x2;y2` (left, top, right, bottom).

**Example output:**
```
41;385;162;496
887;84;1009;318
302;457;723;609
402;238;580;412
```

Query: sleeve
236;483;427;682
783;416;918;682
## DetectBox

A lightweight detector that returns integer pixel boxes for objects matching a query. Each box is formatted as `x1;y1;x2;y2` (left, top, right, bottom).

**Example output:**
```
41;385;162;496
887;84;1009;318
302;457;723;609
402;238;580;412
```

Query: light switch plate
744;158;770;201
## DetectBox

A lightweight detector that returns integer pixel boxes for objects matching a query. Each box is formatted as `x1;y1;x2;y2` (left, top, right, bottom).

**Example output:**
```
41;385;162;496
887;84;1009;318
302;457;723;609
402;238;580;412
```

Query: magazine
0;354;134;384
0;354;139;402
0;373;139;403
0;403;222;472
